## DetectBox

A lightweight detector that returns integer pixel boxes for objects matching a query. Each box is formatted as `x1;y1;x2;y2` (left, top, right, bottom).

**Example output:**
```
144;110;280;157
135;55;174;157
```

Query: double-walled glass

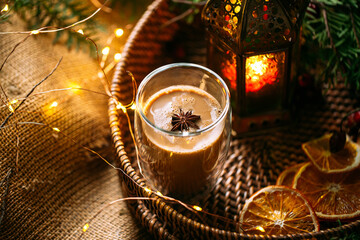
135;63;231;199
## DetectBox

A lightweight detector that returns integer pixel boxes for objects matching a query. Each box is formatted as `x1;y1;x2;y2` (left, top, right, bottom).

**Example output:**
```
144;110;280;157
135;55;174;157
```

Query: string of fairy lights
0;2;246;237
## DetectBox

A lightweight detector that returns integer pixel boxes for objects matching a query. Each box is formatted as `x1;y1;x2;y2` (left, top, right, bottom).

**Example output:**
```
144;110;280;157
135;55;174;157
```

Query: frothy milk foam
143;85;223;152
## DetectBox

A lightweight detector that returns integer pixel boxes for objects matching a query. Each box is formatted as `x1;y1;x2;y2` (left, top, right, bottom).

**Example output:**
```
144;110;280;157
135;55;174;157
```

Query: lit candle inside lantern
245;53;280;93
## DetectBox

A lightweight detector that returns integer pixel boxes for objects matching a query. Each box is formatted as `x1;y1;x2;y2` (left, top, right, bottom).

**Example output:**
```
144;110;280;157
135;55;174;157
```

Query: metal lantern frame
203;0;309;133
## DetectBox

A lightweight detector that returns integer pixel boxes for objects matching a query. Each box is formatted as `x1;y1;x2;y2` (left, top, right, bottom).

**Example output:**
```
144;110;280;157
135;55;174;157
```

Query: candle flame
250;60;266;75
245;53;282;92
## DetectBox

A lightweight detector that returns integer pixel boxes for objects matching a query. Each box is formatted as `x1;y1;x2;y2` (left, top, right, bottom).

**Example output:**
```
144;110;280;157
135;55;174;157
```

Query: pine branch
4;0;104;53
350;9;360;48
302;0;360;90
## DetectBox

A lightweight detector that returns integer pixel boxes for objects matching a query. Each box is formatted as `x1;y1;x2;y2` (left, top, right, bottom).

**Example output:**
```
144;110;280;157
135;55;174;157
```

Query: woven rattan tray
109;0;360;239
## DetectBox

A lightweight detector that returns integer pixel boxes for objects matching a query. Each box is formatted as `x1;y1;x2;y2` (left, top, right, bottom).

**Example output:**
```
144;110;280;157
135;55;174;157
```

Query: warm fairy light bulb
102;46;110;55
52;127;60;132
193;205;202;211
77;29;84;35
31;30;40;35
97;72;104;78
1;4;9;12
8;105;14;113
116;102;127;113
83;223;89;232
144;187;152;193
256;226;265;232
114;53;122;62
130;103;136;110
50;101;58;108
115;28;124;37
156;191;163;197
69;83;81;93
7;99;18;112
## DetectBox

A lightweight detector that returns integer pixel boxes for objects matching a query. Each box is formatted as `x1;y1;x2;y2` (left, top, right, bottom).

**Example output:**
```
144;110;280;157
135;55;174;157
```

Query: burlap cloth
0;10;152;240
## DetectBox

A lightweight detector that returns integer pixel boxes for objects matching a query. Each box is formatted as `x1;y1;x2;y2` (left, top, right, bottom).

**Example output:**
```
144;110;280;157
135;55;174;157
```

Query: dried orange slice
276;163;305;187
302;133;360;173
239;186;319;235
293;162;360;220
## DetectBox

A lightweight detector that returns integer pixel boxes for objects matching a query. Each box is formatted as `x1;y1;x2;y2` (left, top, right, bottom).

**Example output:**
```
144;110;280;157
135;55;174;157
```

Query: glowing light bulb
83;223;89;232
144;187;152;193
31;30;40;35
8;105;14;112
102;46;110;55
1;4;9;12
97;72;104;78
114;53;122;62
52;127;60;132
69;83;81;93
115;28;124;37
116;102;126;113
156;191;163;197
193;205;202;211
77;29;84;35
256;226;265;232
7;99;18;112
130;103;136;110
49;101;58;108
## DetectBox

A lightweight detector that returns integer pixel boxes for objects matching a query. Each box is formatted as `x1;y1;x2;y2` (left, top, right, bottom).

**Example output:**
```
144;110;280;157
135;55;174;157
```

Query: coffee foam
144;85;222;132
142;85;224;152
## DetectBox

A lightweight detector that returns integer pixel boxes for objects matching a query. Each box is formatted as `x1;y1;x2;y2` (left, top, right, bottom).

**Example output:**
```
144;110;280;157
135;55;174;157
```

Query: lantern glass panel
207;36;238;100
245;51;286;115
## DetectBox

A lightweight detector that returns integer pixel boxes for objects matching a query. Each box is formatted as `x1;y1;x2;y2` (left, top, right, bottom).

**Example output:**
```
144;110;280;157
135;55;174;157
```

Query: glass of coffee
135;63;231;199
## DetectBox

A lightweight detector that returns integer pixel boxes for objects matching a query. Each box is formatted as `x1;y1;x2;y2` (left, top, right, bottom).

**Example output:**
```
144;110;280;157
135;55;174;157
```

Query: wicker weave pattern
109;0;360;239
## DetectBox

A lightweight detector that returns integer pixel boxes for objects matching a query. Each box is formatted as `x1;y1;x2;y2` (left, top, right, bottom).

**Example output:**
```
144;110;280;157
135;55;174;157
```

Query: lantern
202;0;309;133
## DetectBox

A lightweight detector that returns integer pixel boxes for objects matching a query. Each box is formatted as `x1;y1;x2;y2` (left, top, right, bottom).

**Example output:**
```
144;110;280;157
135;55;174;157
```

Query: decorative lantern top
202;0;309;54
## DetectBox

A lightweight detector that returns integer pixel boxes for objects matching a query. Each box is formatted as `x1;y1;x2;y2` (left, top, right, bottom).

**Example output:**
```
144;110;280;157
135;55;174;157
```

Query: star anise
171;109;200;132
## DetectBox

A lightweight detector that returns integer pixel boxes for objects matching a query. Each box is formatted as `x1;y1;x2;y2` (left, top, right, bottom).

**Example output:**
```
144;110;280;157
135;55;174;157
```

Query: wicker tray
108;0;360;239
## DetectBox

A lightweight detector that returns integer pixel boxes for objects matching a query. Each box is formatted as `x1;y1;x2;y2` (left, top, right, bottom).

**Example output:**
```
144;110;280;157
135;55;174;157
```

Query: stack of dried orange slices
239;133;360;235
